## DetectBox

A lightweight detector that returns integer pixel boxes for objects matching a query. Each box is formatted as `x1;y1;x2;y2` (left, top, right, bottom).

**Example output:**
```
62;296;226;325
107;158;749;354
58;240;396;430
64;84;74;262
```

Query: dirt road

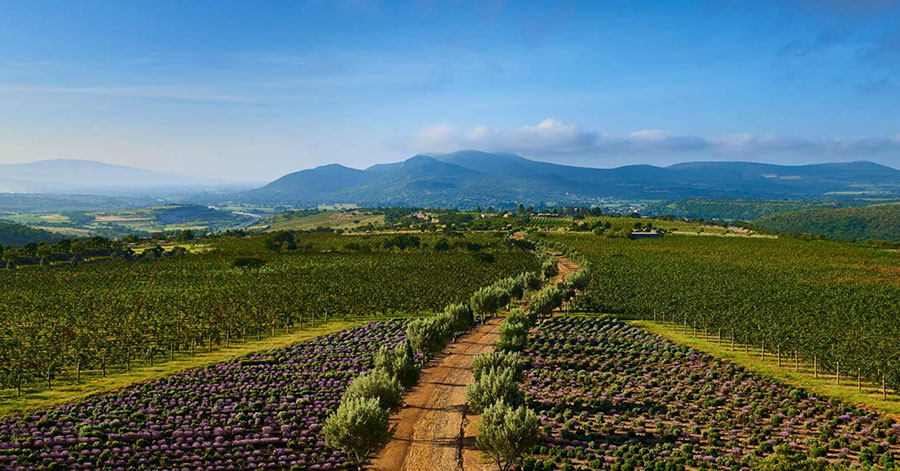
371;317;502;471
372;236;581;471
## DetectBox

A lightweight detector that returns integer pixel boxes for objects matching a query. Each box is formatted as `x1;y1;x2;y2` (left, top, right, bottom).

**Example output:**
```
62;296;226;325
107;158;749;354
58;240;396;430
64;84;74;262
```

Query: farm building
629;231;661;240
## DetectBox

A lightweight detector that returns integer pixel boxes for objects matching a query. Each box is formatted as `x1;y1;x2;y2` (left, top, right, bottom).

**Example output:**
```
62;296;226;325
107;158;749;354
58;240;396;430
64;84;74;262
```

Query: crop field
263;210;384;232
547;232;900;395
521;317;900;471
0;232;537;399
0;320;407;471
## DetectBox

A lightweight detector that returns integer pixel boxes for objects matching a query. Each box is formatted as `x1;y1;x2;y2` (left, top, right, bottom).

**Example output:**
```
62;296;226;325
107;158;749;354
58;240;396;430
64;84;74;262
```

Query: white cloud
411;118;900;160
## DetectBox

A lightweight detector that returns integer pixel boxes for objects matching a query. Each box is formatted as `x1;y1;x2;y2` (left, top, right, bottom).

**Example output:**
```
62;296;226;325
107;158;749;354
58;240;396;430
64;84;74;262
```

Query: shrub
476;400;541;471
496;320;529;352
472;351;523;382
323;397;392;470
466;366;523;414
374;341;421;389
443;303;474;336
343;370;403;412
406;317;449;356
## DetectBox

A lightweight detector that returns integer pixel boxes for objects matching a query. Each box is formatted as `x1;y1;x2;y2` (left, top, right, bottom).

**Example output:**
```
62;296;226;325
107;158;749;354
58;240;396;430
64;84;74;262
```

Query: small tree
495;320;528;352
470;286;503;323
477;400;541;471
444;303;474;336
343;370;403;412
406;317;448;356
472;351;523;382
466;366;523;414
374;341;420;389
323;397;393;470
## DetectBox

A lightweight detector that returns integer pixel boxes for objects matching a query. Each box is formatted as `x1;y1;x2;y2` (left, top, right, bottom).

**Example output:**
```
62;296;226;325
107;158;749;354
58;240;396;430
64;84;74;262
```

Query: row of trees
321;236;595;470
323;261;551;469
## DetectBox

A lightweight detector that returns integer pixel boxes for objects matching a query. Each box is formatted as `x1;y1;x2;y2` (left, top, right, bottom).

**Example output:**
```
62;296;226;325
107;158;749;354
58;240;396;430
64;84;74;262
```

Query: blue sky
1;0;899;180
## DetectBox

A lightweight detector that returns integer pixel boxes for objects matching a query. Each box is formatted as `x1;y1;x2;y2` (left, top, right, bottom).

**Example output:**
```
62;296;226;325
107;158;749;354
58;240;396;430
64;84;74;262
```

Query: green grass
264;211;384;231
635;320;900;417
0;321;360;418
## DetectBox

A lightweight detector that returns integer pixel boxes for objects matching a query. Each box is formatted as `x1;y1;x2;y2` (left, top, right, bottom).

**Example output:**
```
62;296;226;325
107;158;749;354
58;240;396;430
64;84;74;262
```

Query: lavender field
0;321;407;471
522;318;899;471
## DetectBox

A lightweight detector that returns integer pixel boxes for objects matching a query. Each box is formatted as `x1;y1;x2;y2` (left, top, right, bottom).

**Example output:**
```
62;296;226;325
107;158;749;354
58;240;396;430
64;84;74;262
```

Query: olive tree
343;370;403;412
466;366;523;414
476;400;541;471
472;351;523;382
323;397;393;470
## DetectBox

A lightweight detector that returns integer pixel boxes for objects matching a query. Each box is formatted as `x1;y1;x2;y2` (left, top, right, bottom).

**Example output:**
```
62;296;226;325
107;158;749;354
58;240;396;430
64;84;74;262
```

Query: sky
1;0;899;181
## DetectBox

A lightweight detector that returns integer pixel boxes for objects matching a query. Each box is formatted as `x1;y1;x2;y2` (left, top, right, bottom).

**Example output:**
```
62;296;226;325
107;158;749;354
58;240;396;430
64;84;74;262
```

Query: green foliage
443;303;475;335
530;285;563;317
753;451;851;471
0;231;537;394
642;198;841;221
374;341;421;389
0;222;58;247
552;231;900;391
466;366;523;414
406;317;450;356
342;370;403;412
756;203;900;242
495;318;529;352
323;397;392;470
472;351;523;382
476;400;541;471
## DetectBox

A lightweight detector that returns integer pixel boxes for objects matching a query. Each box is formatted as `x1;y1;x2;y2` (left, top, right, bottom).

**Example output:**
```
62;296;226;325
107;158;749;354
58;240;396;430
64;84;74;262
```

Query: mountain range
241;150;900;206
0;159;254;195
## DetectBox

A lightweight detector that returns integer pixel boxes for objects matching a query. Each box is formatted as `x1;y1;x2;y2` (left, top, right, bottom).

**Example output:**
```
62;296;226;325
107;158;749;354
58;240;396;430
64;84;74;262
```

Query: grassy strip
0;321;360;418
634;320;900;418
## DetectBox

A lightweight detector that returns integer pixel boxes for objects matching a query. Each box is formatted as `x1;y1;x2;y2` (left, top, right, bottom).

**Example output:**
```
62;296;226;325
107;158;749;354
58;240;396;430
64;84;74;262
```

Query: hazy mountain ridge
0;159;256;195
242;150;900;206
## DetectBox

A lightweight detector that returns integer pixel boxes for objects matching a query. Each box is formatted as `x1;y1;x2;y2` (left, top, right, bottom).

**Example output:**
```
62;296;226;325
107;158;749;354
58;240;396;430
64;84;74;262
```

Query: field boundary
635;319;900;418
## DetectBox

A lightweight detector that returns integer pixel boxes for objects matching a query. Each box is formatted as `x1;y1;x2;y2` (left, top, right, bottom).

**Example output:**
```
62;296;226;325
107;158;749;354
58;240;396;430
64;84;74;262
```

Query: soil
371;317;502;471
372;234;581;471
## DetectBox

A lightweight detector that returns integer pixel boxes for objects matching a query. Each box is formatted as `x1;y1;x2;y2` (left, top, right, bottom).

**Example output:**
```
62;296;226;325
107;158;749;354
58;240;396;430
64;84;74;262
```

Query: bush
406;317;450;356
466;366;523;414
472;351;523;382
541;257;559;280
374;341;420;389
323;397;392;470
530;285;563;317
343;370;403;412
496;320;529;352
506;308;535;330
443;303;474;336
476;400;541;471
470;285;506;322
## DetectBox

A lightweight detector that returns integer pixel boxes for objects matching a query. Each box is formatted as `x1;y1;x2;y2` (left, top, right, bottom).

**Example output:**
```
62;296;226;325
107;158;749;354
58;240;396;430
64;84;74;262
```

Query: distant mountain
755;204;900;242
0;159;253;195
241;150;900;206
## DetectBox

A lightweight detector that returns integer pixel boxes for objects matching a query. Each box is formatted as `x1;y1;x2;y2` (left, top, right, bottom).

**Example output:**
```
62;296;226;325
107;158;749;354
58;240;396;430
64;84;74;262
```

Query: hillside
0;221;58;246
242;150;900;206
642;198;846;221
755;203;900;241
0;159;251;195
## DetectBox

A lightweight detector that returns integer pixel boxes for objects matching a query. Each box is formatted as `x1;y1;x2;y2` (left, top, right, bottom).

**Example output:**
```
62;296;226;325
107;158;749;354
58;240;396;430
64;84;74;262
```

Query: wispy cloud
413;118;900;159
0;84;260;103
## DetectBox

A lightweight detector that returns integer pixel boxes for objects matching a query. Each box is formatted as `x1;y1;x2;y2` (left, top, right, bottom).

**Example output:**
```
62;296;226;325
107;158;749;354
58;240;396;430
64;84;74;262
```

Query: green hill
755;204;900;242
0;222;58;246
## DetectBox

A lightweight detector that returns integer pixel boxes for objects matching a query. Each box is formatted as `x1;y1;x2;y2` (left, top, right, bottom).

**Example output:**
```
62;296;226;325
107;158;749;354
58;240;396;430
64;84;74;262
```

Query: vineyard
521;317;900;470
546;232;900;393
0;232;537;398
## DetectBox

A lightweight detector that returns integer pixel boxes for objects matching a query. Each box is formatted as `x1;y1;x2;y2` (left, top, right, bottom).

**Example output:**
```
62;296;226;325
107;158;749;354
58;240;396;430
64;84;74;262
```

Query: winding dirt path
373;234;581;471
372;317;502;471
